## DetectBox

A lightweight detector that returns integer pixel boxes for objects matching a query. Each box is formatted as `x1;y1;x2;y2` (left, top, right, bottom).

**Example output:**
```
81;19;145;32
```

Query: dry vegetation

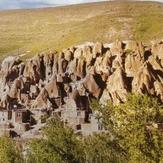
0;1;163;59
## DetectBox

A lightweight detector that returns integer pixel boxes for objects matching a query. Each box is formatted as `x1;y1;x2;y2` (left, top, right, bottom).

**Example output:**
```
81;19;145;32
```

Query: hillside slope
0;40;162;137
0;1;163;58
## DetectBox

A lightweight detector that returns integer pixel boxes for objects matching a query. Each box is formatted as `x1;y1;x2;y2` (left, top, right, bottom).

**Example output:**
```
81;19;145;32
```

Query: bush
0;136;23;163
92;94;163;163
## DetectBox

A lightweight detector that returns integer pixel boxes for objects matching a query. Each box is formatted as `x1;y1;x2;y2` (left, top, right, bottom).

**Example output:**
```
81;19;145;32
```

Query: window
77;111;81;116
17;113;22;117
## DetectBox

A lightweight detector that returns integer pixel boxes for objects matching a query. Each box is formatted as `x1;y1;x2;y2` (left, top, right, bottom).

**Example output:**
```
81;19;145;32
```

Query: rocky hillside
0;40;162;137
0;1;163;59
0;40;162;108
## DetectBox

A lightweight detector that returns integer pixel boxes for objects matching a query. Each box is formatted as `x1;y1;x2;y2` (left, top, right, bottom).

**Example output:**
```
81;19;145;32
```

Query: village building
0;109;12;123
12;109;30;124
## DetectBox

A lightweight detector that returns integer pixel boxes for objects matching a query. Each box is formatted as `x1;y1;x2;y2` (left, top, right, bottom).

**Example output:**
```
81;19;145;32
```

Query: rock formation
0;40;162;106
0;40;162;137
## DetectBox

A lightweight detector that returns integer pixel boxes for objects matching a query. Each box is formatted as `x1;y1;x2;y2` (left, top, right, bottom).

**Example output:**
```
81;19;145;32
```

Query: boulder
44;53;54;80
58;58;68;74
74;48;82;59
1;56;21;72
82;46;93;66
23;56;41;84
151;41;163;66
132;63;156;95
9;77;24;100
32;88;51;110
93;42;103;58
110;40;123;56
45;76;59;98
66;59;77;75
125;41;144;58
102;67;128;104
83;74;102;98
125;52;144;77
76;58;86;79
64;49;73;62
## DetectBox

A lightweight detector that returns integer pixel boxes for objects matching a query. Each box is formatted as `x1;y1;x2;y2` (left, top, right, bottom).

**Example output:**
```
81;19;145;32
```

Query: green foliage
27;117;127;163
83;133;127;163
0;136;23;163
40;114;49;123
27;118;85;163
134;13;163;41
92;94;163;163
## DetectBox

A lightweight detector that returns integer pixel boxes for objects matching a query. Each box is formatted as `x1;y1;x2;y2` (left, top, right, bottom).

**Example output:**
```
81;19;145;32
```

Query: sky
0;0;162;10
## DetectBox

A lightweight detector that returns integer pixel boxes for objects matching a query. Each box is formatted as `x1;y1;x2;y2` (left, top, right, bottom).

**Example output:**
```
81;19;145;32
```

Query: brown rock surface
83;74;102;99
102;67;128;104
45;76;59;98
32;88;50;110
0;40;162;112
0;40;162;137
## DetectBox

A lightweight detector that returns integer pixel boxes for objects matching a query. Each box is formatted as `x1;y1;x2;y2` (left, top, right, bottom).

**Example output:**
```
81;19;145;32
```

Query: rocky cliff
0;40;162;136
0;40;163;136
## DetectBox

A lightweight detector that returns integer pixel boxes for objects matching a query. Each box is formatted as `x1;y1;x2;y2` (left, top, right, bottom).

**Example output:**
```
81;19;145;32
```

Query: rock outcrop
0;40;162;136
0;41;162;108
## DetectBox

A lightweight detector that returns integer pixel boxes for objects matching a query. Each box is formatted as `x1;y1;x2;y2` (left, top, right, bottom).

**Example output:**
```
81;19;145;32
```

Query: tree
27;118;85;163
27;116;128;163
92;94;163;163
0;136;23;163
83;133;127;163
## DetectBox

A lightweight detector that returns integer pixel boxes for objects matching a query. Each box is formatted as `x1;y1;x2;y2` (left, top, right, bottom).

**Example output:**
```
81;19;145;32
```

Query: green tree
27;118;85;163
92;94;163;163
83;133;127;163
27;117;128;163
0;136;23;163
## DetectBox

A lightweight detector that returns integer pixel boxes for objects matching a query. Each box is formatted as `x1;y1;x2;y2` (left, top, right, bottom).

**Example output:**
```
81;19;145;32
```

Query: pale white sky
0;0;162;10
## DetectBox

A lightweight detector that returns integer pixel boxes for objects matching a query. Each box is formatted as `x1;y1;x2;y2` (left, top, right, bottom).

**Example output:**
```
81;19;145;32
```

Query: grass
0;1;163;59
133;13;163;41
